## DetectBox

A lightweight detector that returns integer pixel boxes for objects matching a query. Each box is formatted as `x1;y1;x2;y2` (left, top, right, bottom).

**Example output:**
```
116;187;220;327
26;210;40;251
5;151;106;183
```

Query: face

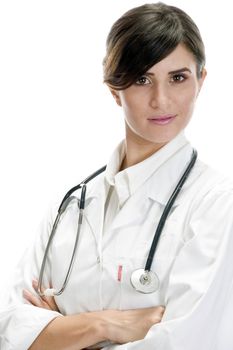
110;44;207;147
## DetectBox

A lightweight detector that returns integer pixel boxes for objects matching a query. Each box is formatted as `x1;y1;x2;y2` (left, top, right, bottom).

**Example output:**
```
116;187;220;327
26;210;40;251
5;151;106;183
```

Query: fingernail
32;279;38;287
23;289;31;298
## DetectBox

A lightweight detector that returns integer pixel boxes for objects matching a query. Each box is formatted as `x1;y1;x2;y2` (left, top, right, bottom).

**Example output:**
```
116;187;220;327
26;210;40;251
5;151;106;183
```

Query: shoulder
199;160;233;197
177;159;233;244
183;158;233;203
184;159;233;226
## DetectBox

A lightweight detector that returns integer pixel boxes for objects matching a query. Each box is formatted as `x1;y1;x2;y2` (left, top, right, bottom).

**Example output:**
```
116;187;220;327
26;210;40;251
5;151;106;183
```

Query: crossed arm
23;280;165;350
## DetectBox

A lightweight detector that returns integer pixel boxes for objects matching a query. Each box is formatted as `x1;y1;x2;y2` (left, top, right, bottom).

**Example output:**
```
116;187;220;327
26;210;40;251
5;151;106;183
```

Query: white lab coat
1;133;233;349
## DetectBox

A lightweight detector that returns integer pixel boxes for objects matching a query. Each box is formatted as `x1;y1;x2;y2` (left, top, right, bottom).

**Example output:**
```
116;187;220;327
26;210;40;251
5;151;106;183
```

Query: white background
0;0;232;294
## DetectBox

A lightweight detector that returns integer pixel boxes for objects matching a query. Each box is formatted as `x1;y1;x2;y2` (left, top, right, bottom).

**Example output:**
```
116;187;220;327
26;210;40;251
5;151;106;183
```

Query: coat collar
105;131;192;207
85;132;199;207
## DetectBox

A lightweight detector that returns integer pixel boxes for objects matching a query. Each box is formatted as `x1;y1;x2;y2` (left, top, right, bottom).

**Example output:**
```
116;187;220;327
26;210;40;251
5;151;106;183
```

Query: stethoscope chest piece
130;268;159;294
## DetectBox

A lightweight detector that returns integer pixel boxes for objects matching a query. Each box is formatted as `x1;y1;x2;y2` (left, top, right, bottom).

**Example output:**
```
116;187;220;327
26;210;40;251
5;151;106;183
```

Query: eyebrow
146;67;192;75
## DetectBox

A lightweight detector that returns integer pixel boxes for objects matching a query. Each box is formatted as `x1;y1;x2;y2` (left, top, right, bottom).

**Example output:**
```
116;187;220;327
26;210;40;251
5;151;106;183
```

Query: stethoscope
37;149;197;297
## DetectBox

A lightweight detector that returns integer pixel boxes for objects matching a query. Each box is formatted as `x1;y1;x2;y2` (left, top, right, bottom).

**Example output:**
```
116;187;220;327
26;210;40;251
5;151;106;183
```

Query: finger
152;306;165;323
32;279;50;306
47;296;59;311
32;279;42;293
23;289;44;308
157;306;165;315
23;289;55;310
32;279;59;312
42;294;59;312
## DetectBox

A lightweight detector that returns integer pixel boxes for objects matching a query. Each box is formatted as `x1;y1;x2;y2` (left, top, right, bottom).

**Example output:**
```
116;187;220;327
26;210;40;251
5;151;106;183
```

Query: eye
170;74;186;83
135;76;151;85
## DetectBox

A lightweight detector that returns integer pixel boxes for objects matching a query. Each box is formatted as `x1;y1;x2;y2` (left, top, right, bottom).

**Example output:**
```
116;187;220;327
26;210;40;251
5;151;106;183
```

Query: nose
149;83;169;110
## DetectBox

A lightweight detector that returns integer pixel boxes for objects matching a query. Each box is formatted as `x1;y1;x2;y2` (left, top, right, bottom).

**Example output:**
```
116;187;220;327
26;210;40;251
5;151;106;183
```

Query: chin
140;128;184;145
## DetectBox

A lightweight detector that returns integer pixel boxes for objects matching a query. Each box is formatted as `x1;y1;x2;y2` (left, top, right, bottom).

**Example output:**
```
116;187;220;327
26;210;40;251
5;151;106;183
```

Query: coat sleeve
0;204;62;350
103;189;233;350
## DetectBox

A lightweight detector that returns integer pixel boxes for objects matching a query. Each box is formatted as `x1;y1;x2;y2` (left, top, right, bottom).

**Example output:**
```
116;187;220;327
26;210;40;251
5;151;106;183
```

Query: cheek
120;87;148;110
121;96;142;119
176;87;198;116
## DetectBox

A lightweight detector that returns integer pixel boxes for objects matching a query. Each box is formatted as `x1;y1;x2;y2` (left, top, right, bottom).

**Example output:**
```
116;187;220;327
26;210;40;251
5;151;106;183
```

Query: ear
109;88;122;106
197;68;207;94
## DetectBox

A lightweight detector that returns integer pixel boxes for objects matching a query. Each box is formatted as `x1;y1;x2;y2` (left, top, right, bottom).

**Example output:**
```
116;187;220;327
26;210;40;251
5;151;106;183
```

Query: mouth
147;115;176;125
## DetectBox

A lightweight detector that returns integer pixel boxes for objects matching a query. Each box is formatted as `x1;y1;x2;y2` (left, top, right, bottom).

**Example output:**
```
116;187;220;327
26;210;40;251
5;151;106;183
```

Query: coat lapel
110;188;153;231
82;142;203;240
108;146;202;232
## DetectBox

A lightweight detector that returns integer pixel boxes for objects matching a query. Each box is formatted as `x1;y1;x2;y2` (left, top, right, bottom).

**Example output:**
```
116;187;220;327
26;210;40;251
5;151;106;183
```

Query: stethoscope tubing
37;150;197;296
58;165;107;213
145;149;197;271
37;167;107;297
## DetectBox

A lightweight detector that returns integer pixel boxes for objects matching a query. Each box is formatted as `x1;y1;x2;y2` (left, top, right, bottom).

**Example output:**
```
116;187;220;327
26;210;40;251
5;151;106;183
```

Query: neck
120;127;167;171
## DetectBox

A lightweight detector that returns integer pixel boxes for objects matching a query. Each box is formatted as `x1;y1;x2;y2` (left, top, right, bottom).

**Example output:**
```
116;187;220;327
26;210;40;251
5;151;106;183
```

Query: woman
1;2;233;349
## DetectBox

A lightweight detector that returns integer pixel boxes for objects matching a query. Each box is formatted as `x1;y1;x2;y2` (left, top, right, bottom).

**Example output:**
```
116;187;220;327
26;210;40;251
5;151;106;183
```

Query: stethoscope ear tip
42;288;57;297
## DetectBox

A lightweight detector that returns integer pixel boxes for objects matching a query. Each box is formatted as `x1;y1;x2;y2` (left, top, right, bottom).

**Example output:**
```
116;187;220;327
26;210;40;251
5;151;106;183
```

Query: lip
147;115;176;125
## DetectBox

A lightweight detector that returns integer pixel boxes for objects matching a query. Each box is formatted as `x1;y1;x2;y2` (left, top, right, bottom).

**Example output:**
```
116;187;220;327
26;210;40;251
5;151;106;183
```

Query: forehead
147;44;197;74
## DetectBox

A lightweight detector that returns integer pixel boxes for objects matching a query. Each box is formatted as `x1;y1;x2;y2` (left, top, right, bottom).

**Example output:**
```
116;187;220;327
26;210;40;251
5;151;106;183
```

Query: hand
23;280;59;312
91;306;165;344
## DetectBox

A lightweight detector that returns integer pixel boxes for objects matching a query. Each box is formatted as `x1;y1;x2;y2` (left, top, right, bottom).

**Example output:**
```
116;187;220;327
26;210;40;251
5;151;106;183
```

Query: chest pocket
114;211;184;258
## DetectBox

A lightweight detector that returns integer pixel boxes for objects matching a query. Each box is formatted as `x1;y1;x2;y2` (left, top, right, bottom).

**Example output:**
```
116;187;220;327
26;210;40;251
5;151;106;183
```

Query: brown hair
103;2;205;90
